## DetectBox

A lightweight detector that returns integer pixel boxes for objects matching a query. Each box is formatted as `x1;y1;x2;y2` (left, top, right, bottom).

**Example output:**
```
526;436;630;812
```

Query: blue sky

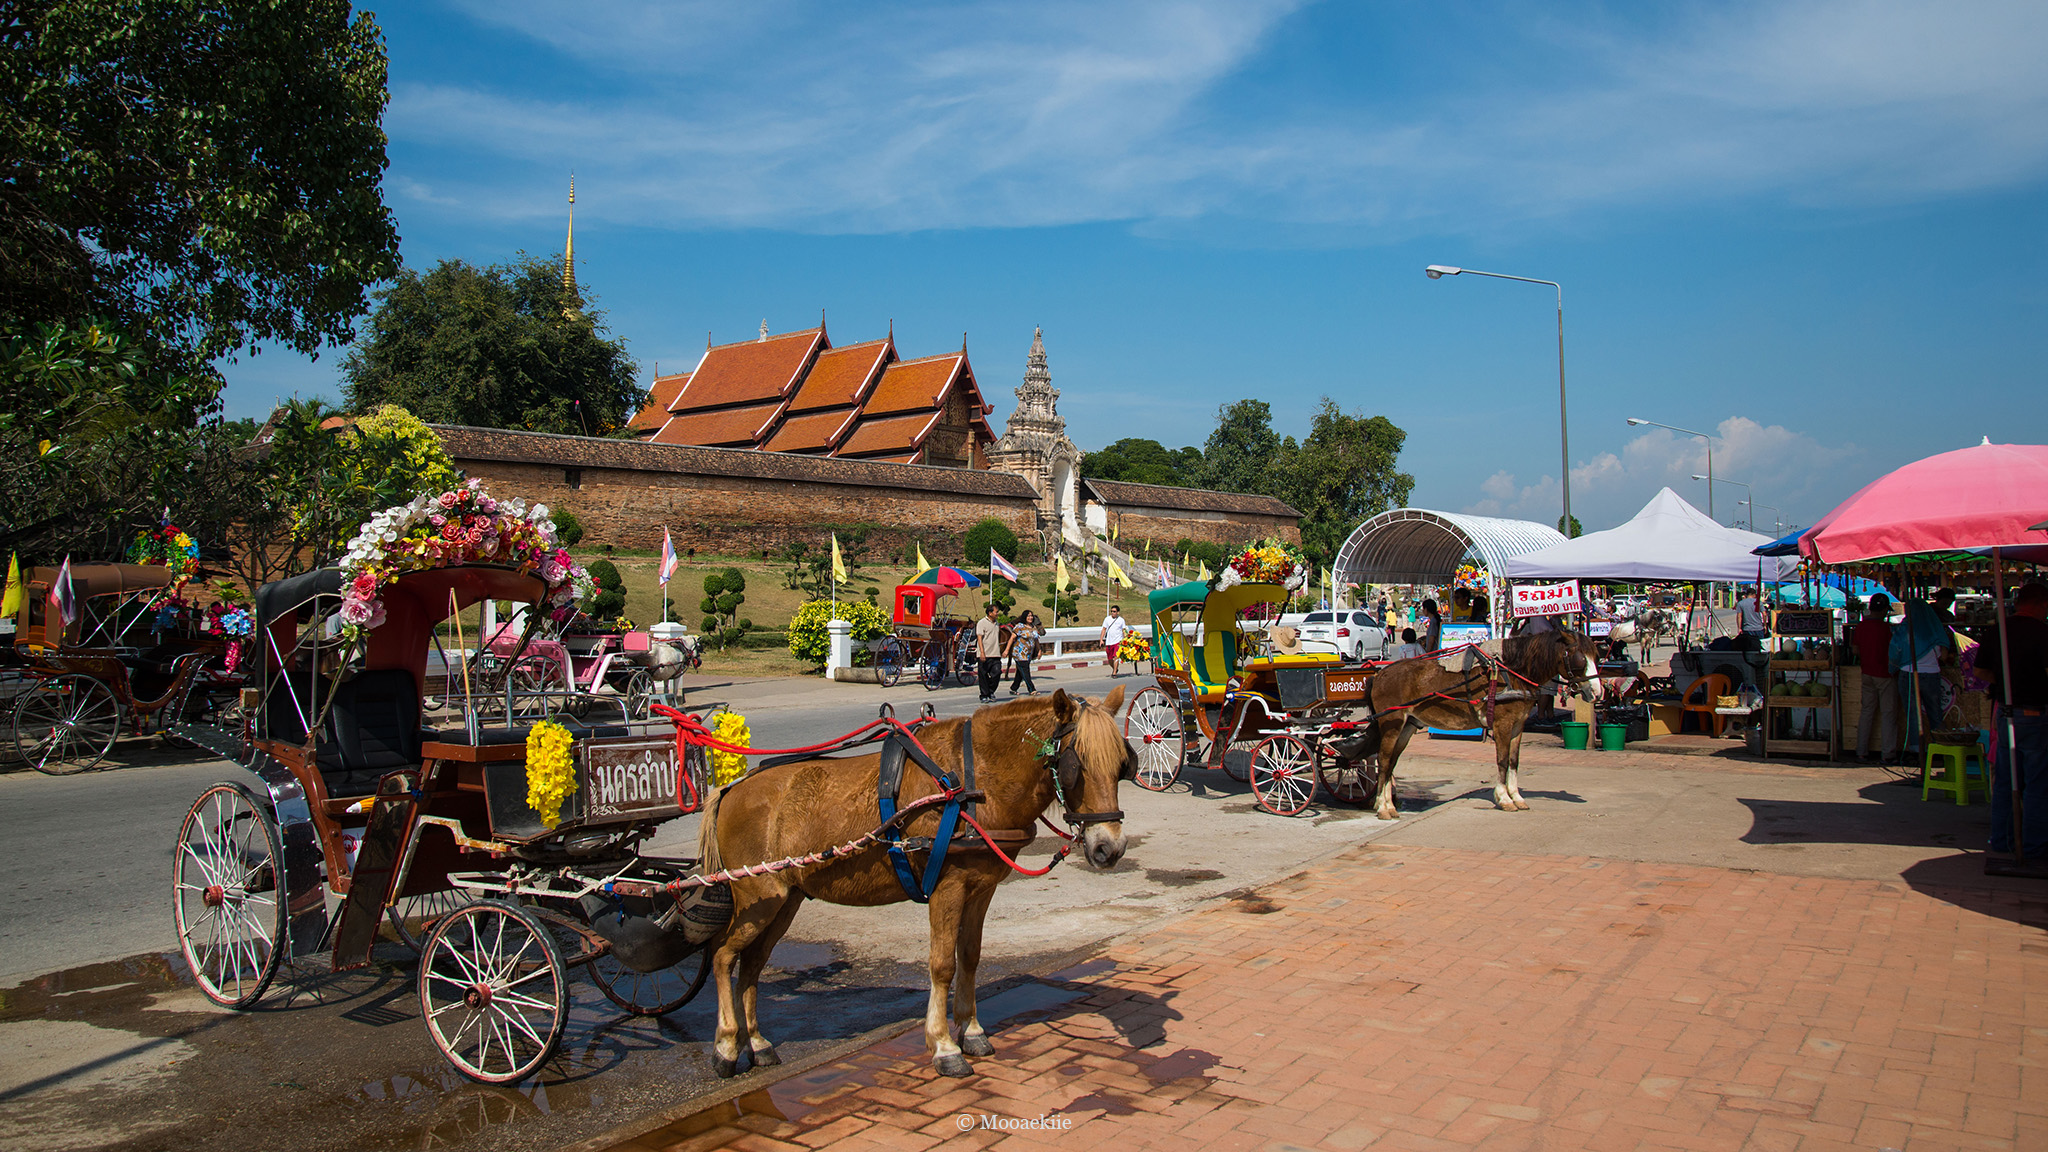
221;0;2048;533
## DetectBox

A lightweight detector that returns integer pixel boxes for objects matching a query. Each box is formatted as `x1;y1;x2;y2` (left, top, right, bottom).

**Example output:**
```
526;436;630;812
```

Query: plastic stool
1922;741;1987;805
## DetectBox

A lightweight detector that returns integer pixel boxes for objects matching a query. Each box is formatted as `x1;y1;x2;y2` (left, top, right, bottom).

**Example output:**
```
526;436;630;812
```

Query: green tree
1200;399;1283;495
341;255;643;434
961;518;1020;568
1080;438;1203;487
1;1;399;378
1559;514;1583;539
1277;397;1414;564
550;508;586;548
583;559;626;619
699;567;748;648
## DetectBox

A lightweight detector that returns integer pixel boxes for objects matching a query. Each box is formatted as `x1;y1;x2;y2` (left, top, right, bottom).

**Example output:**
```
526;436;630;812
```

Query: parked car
1296;610;1389;661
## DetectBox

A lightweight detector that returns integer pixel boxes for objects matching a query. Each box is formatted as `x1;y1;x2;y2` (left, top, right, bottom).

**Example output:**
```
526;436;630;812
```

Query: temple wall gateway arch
1333;508;1566;632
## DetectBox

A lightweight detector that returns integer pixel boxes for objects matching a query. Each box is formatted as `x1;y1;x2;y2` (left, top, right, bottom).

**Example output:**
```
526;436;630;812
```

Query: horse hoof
1514;800;1531;811
751;1045;782;1066
960;1033;995;1058
713;1056;740;1079
934;1054;973;1078
1376;809;1398;821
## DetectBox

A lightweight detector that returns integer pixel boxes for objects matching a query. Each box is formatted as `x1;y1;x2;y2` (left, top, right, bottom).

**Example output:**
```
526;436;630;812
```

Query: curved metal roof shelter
1335;508;1567;586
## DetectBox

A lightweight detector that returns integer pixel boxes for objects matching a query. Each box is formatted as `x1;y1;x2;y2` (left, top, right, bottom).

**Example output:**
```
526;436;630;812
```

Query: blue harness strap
877;720;971;903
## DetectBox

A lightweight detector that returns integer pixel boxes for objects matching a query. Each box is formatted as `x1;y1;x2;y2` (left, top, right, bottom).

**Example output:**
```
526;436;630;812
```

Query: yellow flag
831;534;847;584
1055;554;1070;592
1111;523;1119;542
1143;538;1151;554
1198;561;1212;582
1;553;20;617
1106;557;1131;589
914;543;930;573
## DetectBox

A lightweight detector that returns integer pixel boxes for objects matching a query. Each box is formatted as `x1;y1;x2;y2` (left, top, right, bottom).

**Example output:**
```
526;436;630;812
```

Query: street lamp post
1627;417;1716;519
1427;265;1571;535
1741;501;1783;534
1692;474;1753;528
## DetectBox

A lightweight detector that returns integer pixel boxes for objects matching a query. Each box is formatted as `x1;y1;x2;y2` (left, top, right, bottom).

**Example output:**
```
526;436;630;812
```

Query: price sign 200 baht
1511;579;1582;618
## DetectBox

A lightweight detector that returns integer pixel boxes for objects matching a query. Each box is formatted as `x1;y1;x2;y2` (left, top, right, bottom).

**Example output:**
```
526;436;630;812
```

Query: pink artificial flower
465;527;485;546
430;514;446;527
441;521;465;542
438;491;460;508
340;598;374;625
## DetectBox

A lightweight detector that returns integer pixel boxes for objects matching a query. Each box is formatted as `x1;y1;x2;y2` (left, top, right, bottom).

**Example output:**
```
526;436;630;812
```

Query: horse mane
1499;628;1586;686
1072;695;1127;774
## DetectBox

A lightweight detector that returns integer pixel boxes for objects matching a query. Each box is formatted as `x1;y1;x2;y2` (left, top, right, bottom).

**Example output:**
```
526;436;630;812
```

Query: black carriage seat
317;668;428;797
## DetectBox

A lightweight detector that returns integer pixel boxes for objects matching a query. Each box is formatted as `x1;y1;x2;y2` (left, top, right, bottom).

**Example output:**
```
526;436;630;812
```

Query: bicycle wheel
15;675;122;775
875;640;904;688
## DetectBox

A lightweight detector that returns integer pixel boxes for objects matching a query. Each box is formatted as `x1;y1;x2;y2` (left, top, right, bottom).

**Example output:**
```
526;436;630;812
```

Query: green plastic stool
1922;740;1987;805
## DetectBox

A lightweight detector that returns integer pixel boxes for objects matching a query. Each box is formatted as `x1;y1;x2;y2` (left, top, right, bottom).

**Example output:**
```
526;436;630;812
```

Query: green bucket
1560;722;1590;750
1598;723;1628;752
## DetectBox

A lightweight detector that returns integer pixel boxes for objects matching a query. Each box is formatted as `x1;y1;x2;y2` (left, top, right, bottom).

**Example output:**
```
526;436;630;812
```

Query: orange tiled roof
761;408;860;454
836;411;942;458
628;372;689;434
864;353;963;416
656;401;784;448
668;328;824;411
786;339;891;414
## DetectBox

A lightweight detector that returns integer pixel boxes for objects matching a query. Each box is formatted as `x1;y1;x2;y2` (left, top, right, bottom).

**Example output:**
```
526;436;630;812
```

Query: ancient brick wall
454;457;1038;560
1108;510;1302;549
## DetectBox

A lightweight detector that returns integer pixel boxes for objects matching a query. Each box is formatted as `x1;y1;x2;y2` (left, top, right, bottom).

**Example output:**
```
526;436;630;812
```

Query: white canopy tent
1504;488;1796;583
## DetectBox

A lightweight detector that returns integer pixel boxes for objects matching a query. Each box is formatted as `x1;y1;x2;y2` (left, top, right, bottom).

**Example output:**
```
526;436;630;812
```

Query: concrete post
827;618;853;673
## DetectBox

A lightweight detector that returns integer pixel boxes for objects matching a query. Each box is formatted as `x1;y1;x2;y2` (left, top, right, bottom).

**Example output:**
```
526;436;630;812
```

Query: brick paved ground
600;843;2045;1152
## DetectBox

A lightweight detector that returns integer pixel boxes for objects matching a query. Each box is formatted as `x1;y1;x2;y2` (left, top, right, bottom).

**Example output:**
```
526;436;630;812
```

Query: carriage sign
1511;580;1582;618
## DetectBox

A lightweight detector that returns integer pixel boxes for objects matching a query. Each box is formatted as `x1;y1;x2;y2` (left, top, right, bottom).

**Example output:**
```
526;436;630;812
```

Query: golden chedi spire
561;175;582;319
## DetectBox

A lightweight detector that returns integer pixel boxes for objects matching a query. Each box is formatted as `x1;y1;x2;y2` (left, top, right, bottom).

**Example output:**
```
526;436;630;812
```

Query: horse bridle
1039;720;1131;828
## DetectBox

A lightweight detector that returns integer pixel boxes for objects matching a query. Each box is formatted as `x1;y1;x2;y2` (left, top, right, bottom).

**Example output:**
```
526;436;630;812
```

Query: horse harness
1376;641;1591;738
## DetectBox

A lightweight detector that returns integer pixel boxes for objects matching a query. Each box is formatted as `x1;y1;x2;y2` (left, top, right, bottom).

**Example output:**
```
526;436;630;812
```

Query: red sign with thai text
1511;580;1582;618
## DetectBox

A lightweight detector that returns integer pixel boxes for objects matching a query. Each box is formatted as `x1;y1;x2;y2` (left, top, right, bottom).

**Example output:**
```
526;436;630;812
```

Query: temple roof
627;372;689;436
661;401;785;448
786;339;891;413
649;327;825;445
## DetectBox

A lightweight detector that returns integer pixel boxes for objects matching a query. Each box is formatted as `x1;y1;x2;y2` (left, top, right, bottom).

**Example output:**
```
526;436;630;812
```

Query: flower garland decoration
1117;633;1149;663
525;720;577;828
1453;562;1487;592
204;602;255;671
337;479;594;642
1212;542;1309;592
129;522;200;588
709;710;751;787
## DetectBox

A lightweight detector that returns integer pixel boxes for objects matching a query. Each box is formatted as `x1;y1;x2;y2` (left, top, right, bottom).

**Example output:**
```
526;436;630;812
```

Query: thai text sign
1511;580;1582;618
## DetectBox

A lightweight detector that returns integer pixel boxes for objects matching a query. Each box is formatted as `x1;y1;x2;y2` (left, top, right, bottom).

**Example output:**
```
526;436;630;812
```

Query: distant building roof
1082;478;1300;519
433;425;1039;499
627;373;689;436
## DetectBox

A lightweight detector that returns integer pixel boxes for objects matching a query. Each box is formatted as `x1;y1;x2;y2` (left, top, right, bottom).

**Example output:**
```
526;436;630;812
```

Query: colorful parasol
908;566;982;590
1799;441;2048;564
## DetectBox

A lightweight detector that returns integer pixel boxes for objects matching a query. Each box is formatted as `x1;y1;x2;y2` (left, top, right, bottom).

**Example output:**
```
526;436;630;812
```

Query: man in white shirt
1101;605;1131;676
974;603;1004;703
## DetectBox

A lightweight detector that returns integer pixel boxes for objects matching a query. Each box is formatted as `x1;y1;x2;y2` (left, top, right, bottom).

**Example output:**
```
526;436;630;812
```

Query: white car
1295;610;1389;661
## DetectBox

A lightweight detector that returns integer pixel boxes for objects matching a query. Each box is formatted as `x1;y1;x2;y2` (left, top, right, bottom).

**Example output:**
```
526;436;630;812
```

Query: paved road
0;663;1465;1152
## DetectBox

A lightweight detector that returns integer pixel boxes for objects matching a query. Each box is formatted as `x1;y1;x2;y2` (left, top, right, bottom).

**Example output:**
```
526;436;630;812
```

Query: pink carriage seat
623;630;651;653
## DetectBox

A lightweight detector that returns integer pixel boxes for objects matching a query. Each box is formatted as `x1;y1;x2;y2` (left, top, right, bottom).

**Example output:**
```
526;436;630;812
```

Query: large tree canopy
1200;399;1287;497
340;254;644;435
0;0;400;375
1079;437;1204;487
1277;397;1415;563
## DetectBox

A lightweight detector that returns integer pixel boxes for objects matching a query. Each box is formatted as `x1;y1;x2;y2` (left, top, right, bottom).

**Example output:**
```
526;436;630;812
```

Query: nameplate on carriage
577;738;682;822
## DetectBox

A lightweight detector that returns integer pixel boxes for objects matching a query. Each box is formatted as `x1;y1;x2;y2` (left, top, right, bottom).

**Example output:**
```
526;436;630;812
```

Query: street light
1427;265;1571;535
1740;500;1782;534
1627;416;1716;519
1692;474;1753;528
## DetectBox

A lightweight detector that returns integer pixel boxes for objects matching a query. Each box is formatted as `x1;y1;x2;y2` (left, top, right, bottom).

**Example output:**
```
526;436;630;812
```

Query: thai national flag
659;528;678;585
50;555;77;625
990;550;1020;582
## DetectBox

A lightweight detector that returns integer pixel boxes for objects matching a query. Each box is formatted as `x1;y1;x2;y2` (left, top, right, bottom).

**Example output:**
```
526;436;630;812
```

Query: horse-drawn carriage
1121;579;1381;816
887;569;982;690
8;562;241;774
478;614;691;719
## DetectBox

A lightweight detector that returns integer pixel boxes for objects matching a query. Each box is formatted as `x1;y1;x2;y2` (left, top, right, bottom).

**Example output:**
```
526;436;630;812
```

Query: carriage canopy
1147;579;1288;689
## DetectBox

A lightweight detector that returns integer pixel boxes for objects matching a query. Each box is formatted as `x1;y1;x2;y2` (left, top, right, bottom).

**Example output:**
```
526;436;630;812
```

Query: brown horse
1333;629;1602;818
696;687;1132;1078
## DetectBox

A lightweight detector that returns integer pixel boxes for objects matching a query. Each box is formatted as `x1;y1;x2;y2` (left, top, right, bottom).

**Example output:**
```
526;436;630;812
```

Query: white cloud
388;0;2048;234
1459;416;1858;532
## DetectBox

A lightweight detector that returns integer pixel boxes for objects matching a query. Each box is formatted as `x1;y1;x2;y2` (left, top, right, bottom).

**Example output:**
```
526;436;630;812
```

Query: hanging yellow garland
710;711;751;787
525;720;577;828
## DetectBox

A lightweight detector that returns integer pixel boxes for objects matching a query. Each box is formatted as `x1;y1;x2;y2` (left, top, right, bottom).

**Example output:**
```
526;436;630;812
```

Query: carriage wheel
953;637;978;687
918;640;946;691
622;669;655;720
874;640;904;688
387;888;480;954
1249;735;1318;817
509;660;555;719
1219;736;1259;783
1315;751;1377;805
1122;689;1184;792
15;675;122;775
590;942;714;1017
173;783;287;1007
419;900;569;1084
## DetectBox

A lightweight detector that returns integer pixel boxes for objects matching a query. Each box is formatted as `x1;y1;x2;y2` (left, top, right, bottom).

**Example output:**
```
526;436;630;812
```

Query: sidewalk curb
552;788;1467;1152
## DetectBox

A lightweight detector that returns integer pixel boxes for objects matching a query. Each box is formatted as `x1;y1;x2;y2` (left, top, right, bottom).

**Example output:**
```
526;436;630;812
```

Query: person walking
1008;610;1043;696
1100;604;1131;676
1736;585;1771;646
974;602;1004;703
1978;581;2048;875
1852;594;1900;764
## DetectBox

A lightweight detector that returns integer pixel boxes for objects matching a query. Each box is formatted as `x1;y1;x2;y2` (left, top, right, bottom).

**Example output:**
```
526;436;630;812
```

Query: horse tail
697;781;728;874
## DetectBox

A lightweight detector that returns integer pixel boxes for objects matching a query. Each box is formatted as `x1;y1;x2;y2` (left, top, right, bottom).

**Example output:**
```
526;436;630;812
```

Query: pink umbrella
1802;440;2048;564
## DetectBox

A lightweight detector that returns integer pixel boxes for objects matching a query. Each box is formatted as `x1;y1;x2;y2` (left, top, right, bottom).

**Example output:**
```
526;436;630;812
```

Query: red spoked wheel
1315;750;1377;806
1122;688;1184;792
1249;735;1318;817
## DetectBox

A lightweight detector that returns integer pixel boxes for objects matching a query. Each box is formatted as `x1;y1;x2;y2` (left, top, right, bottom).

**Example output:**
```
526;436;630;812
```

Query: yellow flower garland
525;720;577;828
710;711;751;787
